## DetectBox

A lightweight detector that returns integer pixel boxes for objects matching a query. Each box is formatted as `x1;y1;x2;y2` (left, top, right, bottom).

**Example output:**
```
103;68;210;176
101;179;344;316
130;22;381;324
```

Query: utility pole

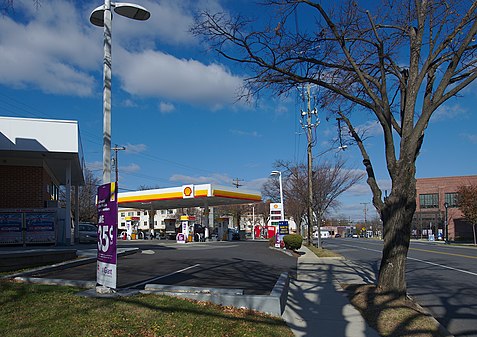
301;84;319;247
111;145;126;184
232;178;243;188
360;202;369;235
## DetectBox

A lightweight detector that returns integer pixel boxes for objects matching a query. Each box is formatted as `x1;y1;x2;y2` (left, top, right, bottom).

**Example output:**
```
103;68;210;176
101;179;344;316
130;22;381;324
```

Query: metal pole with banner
277;220;289;248
96;182;118;290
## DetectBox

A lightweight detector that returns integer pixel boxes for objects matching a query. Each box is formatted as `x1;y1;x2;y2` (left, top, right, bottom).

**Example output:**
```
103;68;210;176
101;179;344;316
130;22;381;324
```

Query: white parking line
407;256;477;276
129;263;201;288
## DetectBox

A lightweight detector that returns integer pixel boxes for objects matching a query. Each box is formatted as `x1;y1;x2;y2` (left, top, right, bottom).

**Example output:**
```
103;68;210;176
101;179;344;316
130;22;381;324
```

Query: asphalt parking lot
31;240;297;295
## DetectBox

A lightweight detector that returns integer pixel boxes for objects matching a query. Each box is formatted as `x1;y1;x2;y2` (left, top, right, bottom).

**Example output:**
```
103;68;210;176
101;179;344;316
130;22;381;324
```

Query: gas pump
215;217;229;241
125;216;140;240
178;216;196;243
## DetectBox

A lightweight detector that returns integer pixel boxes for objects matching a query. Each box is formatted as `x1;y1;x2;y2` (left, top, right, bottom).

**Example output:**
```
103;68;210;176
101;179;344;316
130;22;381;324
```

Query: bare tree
60;168;101;223
137;184;161;190
262;160;363;238
262;161;309;236
312;160;364;241
457;184;477;245
193;0;477;296
77;168;101;223
214;204;250;228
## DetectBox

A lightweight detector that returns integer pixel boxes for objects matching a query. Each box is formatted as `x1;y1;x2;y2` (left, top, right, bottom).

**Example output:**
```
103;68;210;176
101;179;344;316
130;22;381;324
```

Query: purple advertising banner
96;182;118;288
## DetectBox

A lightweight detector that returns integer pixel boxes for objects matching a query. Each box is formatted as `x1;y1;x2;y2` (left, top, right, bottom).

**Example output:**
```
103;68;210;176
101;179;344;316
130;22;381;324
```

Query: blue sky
1;0;476;222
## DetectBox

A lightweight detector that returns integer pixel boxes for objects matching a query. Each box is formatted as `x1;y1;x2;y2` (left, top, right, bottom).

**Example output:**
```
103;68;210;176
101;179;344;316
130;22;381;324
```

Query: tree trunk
377;171;416;298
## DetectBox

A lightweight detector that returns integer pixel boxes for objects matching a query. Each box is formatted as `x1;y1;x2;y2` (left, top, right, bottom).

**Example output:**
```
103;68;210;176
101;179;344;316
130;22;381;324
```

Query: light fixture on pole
90;1;150;184
270;170;284;221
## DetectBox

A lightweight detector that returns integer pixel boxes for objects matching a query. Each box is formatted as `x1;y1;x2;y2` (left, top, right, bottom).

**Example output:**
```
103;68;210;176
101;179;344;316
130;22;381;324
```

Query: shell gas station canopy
117;184;262;210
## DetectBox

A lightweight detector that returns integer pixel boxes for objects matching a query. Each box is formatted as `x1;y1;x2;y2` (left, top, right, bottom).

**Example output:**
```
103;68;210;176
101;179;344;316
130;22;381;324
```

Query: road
33;240;296;295
323;238;477;337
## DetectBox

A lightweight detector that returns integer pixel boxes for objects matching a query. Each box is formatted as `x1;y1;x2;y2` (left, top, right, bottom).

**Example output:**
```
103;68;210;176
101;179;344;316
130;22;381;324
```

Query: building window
444;192;458;208
161;210;165;214
144;221;147;227
419;193;439;208
137;211;141;216
120;212;125;217
128;212;133;216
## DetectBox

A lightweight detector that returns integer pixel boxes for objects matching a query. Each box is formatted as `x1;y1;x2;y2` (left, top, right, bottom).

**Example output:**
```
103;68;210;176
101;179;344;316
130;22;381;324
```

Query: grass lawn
0;280;294;337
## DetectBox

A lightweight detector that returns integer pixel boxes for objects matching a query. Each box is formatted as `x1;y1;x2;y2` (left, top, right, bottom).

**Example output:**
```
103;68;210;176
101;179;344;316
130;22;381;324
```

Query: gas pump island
117;184;262;242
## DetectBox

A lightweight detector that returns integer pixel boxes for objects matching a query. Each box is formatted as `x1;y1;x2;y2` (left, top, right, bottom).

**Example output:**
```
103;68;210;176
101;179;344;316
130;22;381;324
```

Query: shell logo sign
182;185;194;199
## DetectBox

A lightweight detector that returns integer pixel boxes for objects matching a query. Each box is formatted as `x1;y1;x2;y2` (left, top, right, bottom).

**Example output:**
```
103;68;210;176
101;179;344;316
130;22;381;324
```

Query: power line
232;178;243;188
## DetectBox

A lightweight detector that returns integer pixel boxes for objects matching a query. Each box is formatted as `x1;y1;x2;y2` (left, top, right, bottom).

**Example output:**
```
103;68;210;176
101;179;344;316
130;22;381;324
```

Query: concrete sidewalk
282;246;380;337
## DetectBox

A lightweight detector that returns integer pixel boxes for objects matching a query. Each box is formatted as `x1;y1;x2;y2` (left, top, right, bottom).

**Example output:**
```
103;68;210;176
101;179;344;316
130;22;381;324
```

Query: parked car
79;223;98;243
335;233;341;238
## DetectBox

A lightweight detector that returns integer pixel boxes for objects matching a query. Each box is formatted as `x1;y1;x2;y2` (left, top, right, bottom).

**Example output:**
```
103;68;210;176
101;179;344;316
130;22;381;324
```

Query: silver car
79;223;98;243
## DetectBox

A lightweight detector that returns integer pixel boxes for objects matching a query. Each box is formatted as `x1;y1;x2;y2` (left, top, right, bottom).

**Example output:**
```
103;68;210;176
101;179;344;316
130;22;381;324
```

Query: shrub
283;234;303;250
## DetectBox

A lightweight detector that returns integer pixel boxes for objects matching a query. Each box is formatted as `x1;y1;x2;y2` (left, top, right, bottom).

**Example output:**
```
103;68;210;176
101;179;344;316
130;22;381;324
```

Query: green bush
283;234;303;250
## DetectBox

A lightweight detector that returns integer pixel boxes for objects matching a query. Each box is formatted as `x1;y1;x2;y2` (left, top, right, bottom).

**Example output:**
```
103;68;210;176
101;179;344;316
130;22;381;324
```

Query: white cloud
229;129;262;137
169;173;232;185
460;133;477;144
169;173;266;192
112;0;224;48
0;0;236;106
122;99;138;108
121;163;141;173
125;143;147;154
432;104;468;122
86;161;102;171
243;177;268;192
0;0;99;96
159;102;176;114
117;49;245;109
355;120;382;137
344;177;390;197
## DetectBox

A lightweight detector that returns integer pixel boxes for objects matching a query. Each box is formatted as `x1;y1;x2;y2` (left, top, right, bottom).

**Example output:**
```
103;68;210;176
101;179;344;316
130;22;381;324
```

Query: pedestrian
150;228;155;240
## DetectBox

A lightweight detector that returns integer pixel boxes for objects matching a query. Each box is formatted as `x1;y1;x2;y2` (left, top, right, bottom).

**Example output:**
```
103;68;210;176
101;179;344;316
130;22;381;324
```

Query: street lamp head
114;2;150;20
444;202;449;209
90;2;150;27
270;170;281;176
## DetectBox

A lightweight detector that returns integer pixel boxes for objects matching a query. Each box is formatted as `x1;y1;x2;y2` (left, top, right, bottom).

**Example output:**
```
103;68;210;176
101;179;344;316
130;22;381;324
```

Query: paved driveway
32;240;297;295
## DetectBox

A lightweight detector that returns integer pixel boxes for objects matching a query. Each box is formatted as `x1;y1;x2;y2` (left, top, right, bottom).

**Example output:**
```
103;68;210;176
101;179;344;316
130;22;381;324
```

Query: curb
142;272;290;317
407;294;455;337
2;248;139;281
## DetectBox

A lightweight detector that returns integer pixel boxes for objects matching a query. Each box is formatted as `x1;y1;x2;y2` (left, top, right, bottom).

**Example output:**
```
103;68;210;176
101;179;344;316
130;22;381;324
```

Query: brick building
0;116;84;245
414;175;477;241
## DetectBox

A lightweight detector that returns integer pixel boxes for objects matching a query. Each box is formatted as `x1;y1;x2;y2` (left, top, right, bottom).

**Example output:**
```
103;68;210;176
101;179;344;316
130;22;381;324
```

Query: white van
313;230;330;239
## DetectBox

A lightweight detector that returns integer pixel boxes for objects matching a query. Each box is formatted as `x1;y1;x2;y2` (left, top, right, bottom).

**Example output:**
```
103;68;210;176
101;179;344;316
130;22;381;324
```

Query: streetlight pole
444;202;449;244
102;0;112;184
90;1;150;184
270;171;284;221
